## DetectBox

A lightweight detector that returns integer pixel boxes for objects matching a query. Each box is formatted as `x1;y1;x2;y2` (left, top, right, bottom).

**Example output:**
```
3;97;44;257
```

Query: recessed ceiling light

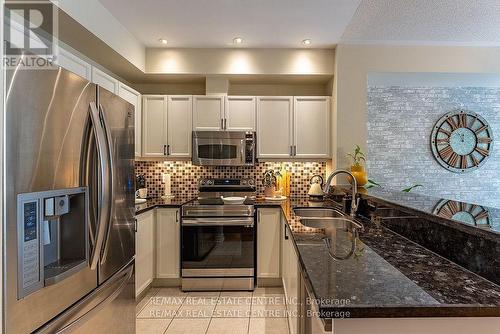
159;38;168;45
302;39;311;46
233;37;243;45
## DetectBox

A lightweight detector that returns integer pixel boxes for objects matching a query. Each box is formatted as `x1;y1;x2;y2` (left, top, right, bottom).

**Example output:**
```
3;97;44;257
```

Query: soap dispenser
308;175;325;201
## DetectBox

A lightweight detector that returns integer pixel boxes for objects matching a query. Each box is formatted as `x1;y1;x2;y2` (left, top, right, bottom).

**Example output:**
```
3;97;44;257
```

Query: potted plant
262;170;281;197
347;145;368;187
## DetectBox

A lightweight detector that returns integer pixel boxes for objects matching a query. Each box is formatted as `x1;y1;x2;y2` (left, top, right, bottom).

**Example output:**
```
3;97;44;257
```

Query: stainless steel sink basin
293;208;363;230
293;207;364;260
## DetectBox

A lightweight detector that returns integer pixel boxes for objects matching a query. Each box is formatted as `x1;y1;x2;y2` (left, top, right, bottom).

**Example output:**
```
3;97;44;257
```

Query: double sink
293;207;364;260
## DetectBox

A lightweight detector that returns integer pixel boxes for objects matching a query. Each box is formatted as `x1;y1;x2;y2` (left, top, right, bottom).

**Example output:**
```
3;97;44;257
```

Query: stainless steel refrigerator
4;64;136;333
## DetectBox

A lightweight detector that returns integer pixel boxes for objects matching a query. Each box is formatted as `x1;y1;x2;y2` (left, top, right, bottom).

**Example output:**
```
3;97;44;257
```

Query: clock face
433;199;491;229
431;111;493;173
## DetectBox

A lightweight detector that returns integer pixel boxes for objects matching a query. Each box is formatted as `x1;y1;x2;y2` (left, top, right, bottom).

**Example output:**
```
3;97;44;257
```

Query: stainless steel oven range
181;178;256;291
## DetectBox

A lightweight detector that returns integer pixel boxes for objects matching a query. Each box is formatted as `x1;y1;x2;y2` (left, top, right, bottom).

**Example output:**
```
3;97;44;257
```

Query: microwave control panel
17;196;43;299
245;132;256;164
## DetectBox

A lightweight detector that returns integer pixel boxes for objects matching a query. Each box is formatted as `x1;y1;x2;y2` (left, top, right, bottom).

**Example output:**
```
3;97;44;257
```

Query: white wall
334;44;500;170
53;0;145;72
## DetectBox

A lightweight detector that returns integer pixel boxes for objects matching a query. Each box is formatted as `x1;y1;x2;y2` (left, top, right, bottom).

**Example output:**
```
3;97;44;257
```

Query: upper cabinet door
293;97;330;158
257;96;293;158
55;48;92;81
142;96;167;157
192;95;224;131
118;83;142;157
92;67;119;95
167;96;192;157
225;96;256;131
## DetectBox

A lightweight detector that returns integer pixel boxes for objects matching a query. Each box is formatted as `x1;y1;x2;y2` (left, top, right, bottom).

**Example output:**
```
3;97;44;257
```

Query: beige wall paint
229;83;329;96
206;77;229;95
131;82;206;95
334;44;500;170
54;0;145;71
146;48;335;75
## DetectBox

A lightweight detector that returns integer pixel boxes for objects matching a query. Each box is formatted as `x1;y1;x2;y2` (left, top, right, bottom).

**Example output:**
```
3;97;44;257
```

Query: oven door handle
182;218;254;227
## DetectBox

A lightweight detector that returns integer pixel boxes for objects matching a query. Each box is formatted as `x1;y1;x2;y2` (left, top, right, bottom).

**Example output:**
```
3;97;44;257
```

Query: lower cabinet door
156;208;180;278
135;210;154;296
257;208;281;278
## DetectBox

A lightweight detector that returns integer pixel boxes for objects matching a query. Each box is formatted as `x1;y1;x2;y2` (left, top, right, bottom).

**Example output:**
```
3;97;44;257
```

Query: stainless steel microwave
192;131;256;166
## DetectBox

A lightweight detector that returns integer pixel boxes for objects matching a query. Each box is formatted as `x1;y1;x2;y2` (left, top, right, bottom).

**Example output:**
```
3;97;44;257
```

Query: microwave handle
240;140;245;164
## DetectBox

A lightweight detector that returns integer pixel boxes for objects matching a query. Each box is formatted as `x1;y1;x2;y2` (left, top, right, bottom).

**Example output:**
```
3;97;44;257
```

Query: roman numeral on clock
436;138;450;144
460;156;468;169
475;211;489;221
475;125;488;134
446;118;459;130
477;137;492;144
438;128;452;136
471;154;479;166
448;152;459;167
458;113;467;128
439;145;453;160
474;147;489;157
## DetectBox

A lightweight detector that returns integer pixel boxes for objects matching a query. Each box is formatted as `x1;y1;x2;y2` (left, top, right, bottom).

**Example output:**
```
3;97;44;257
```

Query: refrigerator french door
4;65;135;334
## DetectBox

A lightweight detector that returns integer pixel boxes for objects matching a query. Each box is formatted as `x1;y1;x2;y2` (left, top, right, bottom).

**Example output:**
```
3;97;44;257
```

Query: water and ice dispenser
17;187;89;299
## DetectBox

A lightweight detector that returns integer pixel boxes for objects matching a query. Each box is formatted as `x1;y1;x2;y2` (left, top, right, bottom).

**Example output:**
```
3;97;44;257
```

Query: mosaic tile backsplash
135;161;327;198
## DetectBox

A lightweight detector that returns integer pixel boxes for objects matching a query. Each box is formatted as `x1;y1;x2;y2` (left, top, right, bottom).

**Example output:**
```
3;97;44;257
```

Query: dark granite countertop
135;196;195;215
356;188;500;236
262;198;500;318
136;194;500;317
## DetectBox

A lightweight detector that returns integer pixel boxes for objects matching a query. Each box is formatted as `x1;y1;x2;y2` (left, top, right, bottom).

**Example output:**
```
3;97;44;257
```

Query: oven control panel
199;178;255;188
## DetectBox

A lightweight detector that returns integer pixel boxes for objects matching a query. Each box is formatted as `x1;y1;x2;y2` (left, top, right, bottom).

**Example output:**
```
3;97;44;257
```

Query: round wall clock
431;110;493;173
433;199;491;228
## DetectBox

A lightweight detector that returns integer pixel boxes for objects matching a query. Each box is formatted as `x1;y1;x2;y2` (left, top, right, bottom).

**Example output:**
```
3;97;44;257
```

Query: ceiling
98;0;361;48
342;0;500;45
99;0;500;48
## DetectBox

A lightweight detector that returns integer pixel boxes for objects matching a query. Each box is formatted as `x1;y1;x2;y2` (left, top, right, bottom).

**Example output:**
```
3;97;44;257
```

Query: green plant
262;170;281;188
402;184;423;193
347;145;366;167
364;179;381;189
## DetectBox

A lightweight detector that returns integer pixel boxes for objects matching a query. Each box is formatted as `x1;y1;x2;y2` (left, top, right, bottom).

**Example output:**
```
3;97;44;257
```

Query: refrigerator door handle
88;102;112;270
34;262;134;334
98;104;115;265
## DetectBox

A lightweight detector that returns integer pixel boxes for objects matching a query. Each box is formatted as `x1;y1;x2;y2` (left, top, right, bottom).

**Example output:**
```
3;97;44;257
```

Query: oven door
181;218;255;277
192;133;246;166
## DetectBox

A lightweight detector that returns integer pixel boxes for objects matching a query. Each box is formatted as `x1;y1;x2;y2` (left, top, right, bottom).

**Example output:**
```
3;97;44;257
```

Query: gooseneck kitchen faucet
323;170;360;218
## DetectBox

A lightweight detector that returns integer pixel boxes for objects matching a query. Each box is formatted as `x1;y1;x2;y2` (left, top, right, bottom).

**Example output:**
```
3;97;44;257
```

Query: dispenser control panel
17;196;43;298
17;188;88;299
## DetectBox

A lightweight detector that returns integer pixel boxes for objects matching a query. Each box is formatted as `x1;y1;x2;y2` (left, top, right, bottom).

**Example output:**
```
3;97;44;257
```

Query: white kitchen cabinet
257;208;281;278
55;48;92;80
142;95;168;157
257;96;294;158
156;208;180;278
282;219;300;334
135;210;155;297
193;95;225;131
118;83;142;157
167;96;192;157
225;96;256;131
92;67;119;94
142;95;192;158
293;97;330;158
